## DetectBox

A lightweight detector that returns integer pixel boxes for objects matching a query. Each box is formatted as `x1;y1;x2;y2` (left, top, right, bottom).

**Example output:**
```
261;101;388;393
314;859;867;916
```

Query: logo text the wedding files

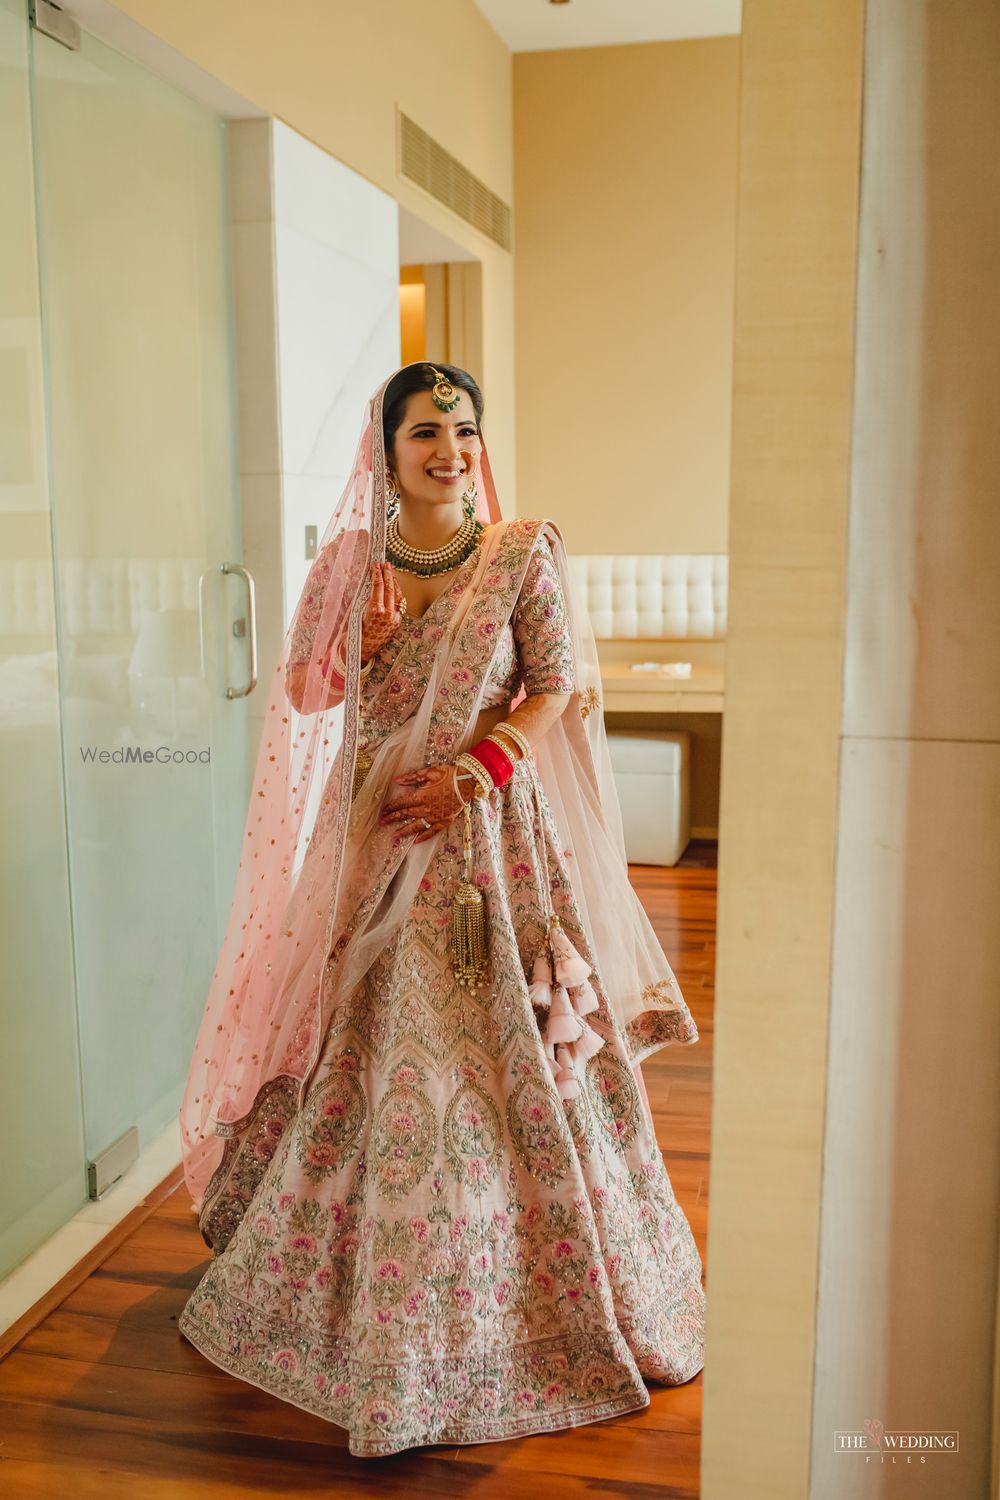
835;1420;959;1462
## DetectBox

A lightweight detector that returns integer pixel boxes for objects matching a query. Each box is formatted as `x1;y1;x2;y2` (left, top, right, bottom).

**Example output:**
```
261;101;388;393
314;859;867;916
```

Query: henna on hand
286;559;406;714
361;561;405;660
494;693;570;752
377;763;470;843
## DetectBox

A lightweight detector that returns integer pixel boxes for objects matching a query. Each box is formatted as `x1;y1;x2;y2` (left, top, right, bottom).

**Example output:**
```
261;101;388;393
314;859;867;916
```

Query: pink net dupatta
510;520;699;1068
180;364;499;1212
178;362;697;1217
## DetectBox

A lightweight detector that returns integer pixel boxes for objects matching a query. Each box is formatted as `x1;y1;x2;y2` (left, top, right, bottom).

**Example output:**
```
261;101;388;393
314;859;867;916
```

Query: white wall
272;120;400;613
228;118;400;759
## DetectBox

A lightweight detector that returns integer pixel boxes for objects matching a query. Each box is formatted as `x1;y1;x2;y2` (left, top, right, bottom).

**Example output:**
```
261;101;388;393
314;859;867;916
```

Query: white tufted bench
567;553;727;863
565;553;728;641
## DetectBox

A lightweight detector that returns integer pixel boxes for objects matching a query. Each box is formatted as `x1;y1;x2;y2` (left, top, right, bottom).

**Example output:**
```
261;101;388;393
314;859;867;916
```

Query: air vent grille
398;110;511;252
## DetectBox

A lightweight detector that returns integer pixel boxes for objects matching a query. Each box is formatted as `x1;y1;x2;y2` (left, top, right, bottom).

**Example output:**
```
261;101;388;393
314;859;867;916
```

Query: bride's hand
360;561;405;660
377;763;472;843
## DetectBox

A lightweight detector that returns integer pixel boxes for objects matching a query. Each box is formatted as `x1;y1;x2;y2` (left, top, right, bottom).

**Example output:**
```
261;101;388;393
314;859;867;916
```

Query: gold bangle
452;767;479;805
330;631;374;680
329;632;348;677
455;752;492;799
485;731;520;764
491;721;532;760
456;759;491;799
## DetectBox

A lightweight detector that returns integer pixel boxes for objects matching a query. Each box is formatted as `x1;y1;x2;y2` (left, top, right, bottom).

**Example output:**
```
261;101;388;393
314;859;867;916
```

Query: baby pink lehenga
177;517;705;1457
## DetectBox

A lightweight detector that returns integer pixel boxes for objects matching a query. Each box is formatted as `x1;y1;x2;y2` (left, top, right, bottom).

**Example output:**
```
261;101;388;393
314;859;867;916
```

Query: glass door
0;0;83;1280
26;17;250;1193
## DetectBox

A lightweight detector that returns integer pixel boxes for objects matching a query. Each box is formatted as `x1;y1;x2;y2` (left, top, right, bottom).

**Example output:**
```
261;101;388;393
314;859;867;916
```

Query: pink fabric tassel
550;924;591;988
534;924;601;1102
528;949;554;1010
567;1025;605;1064
552;1047;581;1100
569;978;599;1016
545;986;585;1046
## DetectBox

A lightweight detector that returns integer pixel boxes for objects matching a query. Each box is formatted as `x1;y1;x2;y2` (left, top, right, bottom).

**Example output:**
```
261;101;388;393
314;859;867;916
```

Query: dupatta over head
179;361;697;1215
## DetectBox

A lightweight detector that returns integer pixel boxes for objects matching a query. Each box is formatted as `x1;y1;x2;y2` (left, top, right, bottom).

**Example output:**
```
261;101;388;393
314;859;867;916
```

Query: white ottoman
607;730;691;866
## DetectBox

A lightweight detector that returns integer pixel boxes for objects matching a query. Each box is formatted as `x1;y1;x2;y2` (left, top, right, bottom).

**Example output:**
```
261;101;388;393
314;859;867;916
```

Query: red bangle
319;649;345;689
467;735;515;789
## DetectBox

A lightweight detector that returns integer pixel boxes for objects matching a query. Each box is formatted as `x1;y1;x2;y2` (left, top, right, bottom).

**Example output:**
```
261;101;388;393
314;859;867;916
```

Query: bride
177;360;706;1458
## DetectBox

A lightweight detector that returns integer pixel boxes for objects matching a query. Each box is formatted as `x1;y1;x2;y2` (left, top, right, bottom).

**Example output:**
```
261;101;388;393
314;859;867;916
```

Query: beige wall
705;2;1000;1491
702;2;864;1496
811;2;1000;1494
107;0;518;509
101;4;740;550
513;37;740;553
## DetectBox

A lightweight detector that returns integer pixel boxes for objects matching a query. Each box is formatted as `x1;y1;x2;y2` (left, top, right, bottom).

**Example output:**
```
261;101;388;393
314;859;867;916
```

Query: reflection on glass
26;18;248;1210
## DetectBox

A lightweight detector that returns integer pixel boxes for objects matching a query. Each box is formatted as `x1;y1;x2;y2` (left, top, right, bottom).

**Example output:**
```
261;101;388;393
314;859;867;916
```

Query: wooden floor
0;850;715;1499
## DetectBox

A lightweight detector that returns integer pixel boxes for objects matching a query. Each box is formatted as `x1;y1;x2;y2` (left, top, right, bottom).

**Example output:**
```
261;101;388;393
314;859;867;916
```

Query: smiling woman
176;361;705;1458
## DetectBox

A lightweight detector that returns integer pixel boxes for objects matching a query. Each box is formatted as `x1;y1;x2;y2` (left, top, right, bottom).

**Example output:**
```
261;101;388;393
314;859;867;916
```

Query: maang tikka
385;367;479;519
427;366;478;516
428;365;460;412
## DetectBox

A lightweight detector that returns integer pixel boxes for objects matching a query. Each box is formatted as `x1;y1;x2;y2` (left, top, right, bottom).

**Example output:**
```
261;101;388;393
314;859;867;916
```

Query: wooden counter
598;661;725;716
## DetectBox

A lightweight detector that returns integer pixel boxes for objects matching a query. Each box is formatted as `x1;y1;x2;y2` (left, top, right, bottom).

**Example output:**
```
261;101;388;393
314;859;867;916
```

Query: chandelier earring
461;479;478;519
385;466;401;520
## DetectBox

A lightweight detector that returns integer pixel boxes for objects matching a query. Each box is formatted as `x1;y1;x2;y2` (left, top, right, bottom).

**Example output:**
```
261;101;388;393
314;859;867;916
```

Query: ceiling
472;0;741;53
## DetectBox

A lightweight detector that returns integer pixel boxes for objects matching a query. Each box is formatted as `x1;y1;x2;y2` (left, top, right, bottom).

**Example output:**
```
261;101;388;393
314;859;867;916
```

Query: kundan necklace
385;512;483;577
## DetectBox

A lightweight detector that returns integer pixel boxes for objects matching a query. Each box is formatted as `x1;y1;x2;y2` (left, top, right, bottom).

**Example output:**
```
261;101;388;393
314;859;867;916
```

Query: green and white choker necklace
385;513;483;577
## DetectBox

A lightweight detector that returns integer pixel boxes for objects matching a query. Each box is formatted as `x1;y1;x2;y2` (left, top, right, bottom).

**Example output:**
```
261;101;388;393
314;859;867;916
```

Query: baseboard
0;1121;184;1355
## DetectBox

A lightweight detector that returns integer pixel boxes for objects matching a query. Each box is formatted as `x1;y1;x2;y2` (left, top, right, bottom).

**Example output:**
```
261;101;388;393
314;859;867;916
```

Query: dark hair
382;362;484;459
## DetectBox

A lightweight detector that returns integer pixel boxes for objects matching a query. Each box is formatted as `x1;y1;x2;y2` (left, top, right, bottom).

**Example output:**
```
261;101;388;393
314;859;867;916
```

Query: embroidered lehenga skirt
178;752;705;1458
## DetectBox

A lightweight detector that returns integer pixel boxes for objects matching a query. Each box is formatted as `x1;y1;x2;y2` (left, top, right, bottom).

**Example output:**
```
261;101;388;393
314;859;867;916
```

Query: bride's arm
284;537;344;713
286;549;402;715
487;691;571;760
285;655;346;715
499;525;577;754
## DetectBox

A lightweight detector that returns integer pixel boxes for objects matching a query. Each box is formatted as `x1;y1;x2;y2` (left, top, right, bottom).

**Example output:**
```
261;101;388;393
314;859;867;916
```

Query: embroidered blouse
486;529;575;700
288;523;575;716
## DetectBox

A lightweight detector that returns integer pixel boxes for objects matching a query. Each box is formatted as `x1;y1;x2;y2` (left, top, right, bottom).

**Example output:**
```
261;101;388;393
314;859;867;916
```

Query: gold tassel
451;800;487;989
352;747;373;799
351;648;373;799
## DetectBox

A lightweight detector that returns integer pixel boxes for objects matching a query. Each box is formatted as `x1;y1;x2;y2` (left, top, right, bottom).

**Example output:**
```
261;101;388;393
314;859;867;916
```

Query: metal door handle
221;562;258;699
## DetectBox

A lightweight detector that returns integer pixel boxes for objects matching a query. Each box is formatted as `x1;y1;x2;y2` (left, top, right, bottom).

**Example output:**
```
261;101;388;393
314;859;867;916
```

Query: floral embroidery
293;1048;367;1181
563;1087;597;1166
287;530;367;668
578;685;602;719
511;531;576;695
586;1051;641;1150
181;517;705;1458
506;1070;574;1187
287;539;339;666
624;1005;699;1064
443;1079;503;1193
370;1059;437;1201
198;1075;298;1255
179;1145;704;1457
